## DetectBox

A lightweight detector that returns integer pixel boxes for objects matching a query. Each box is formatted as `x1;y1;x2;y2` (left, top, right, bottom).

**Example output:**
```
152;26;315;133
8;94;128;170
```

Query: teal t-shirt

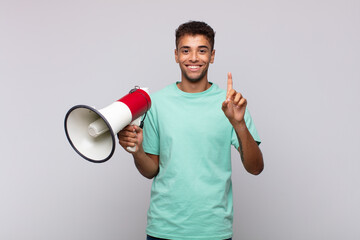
142;83;261;240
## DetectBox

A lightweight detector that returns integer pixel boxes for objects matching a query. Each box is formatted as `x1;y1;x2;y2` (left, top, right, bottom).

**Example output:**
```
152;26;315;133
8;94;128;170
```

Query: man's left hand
222;72;247;125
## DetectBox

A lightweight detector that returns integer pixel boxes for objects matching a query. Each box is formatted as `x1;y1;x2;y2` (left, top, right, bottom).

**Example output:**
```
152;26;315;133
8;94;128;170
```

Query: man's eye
199;49;207;54
182;49;189;54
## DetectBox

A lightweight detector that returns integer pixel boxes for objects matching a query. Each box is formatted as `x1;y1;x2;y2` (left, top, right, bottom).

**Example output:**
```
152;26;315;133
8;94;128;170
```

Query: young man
118;21;263;240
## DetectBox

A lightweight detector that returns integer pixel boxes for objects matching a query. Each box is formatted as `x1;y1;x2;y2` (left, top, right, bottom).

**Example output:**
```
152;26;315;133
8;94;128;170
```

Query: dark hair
175;21;215;50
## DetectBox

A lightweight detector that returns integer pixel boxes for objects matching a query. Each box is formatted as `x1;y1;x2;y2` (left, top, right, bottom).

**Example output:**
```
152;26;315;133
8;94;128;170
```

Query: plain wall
1;0;359;239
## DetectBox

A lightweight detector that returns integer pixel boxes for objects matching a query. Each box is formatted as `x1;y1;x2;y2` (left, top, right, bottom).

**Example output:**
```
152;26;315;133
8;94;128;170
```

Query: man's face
175;34;215;83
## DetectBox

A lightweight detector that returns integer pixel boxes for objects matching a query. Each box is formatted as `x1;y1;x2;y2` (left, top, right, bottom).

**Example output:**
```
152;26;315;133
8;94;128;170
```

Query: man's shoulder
210;82;226;94
150;83;177;99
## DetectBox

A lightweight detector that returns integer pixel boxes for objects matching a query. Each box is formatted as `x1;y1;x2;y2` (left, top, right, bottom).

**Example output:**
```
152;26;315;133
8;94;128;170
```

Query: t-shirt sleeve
142;107;160;155
231;108;261;149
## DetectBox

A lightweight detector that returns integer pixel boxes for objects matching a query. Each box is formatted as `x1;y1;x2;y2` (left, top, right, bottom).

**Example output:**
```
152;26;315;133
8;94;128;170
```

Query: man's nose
190;52;198;62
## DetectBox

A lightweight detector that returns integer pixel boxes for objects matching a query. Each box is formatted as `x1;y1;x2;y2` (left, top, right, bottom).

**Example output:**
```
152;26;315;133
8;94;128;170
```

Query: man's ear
210;49;215;64
175;49;179;63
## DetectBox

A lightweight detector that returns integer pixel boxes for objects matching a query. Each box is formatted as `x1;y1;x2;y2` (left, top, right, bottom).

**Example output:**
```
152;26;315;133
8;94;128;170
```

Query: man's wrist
132;144;145;157
231;119;247;130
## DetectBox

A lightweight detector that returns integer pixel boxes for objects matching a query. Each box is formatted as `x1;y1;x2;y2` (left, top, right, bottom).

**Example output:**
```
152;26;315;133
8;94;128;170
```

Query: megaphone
64;87;151;163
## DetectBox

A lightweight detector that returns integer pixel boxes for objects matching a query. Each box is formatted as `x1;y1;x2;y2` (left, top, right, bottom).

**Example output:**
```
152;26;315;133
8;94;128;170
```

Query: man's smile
186;65;202;71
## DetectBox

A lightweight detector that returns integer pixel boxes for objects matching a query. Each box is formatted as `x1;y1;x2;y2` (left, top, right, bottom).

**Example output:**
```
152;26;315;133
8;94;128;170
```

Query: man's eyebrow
179;45;210;49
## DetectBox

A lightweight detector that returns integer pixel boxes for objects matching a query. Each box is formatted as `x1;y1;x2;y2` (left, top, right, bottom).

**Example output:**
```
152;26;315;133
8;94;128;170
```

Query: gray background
1;0;359;239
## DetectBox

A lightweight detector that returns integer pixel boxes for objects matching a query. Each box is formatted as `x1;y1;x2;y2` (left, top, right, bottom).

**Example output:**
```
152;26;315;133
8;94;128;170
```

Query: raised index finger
227;72;233;98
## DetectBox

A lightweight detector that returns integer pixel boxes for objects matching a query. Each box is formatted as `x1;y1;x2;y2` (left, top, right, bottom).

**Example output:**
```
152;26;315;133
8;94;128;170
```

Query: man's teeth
188;66;200;69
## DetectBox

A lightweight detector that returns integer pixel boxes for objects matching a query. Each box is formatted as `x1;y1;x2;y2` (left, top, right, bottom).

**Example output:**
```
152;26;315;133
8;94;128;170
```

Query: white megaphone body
64;87;151;163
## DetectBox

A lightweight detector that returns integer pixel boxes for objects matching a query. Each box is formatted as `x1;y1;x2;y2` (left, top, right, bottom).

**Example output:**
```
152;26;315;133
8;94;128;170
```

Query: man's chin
186;77;202;83
183;72;207;83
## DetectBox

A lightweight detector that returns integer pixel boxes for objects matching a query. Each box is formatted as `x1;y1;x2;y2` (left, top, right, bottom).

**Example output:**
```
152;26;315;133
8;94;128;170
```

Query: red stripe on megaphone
117;89;151;121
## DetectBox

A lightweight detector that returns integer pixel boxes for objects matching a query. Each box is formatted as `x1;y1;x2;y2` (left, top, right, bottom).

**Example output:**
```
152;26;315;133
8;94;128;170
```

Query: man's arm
118;125;159;179
233;122;264;175
222;72;264;175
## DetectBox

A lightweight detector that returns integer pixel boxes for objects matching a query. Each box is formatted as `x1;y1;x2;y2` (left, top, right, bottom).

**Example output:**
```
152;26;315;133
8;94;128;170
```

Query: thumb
134;125;143;134
222;99;229;110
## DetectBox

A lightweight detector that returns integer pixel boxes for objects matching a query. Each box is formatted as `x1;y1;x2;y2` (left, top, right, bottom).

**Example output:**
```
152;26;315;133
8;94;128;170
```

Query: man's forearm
132;146;159;179
234;122;264;175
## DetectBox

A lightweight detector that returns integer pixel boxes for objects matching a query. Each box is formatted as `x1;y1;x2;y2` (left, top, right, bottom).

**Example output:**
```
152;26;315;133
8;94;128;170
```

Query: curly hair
175;21;215;50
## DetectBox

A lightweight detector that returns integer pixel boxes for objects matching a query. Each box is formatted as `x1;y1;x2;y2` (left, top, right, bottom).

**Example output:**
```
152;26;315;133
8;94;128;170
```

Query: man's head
175;21;216;84
175;21;215;51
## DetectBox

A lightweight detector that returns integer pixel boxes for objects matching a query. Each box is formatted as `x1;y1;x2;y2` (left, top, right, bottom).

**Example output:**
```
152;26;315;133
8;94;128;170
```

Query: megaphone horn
64;87;151;163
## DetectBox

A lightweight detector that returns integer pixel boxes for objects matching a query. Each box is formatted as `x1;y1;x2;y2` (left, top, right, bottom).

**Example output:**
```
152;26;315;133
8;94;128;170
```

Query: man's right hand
117;125;143;153
117;125;159;179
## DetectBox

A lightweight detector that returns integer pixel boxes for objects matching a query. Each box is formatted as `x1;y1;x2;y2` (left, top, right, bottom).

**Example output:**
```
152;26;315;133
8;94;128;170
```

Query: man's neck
177;78;212;93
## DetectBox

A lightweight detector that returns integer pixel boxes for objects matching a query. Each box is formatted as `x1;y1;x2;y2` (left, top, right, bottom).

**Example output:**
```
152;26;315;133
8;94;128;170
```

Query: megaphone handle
126;117;142;152
127;146;136;152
